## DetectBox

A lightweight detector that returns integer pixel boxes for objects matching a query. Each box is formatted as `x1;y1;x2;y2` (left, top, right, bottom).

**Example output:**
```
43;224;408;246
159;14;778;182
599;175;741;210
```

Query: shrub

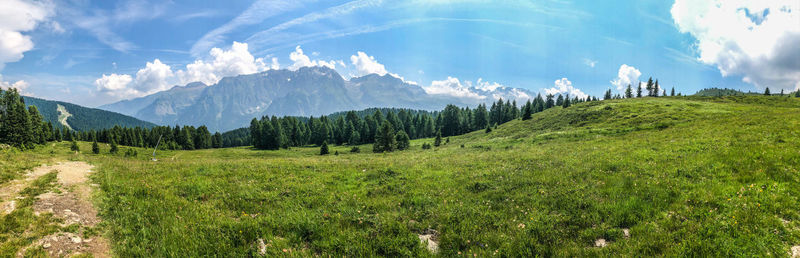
70;141;79;152
350;146;361;153
124;148;138;157
422;143;431;149
92;141;99;154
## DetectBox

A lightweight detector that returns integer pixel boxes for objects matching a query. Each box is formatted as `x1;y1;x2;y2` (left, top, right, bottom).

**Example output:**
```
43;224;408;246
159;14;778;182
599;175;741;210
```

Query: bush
70;141;79;152
350;146;360;153
421;143;431;149
334;151;339;155
110;140;119;154
124;148;138;157
92;141;100;154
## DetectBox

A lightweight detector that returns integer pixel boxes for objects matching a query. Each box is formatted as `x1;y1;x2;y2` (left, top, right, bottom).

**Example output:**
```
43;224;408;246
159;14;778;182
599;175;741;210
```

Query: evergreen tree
780;89;785;96
604;89;612;100
70;140;80;152
110;139;119;154
764;87;771;95
92;140;100;154
212;132;223;148
625;84;633;98
556;94;564;106
646;77;655;97
485;124;492;133
795;90;800;97
373;121;396;153
395;130;410;150
670;87;676;96
521;100;532;120
434;130;442;147
636;83;643;97
348;131;361;146
0;88;34;149
320;140;329;155
563;94;571;108
545;94;555;109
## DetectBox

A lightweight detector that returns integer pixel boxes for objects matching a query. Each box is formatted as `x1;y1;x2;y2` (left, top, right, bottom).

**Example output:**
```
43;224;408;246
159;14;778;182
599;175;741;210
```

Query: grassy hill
22;96;156;131
3;95;799;256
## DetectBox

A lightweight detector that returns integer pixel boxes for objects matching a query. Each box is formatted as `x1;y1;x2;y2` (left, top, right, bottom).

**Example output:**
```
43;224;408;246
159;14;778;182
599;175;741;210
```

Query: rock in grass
418;229;439;253
791;245;800;258
595;239;607;247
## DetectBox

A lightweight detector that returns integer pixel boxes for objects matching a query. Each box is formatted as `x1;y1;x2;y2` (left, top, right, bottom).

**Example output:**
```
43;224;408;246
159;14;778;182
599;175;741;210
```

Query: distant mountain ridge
22;96;155;131
99;66;534;132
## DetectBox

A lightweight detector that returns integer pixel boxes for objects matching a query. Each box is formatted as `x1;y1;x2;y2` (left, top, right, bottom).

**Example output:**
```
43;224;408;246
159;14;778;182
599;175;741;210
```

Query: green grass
5;95;800;256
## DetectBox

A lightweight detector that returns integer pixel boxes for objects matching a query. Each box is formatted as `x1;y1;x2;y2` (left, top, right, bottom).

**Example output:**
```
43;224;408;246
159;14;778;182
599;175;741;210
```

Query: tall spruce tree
764;87;771;95
625;84;633;98
373;121;395;153
395;130;410;150
434;130;442;147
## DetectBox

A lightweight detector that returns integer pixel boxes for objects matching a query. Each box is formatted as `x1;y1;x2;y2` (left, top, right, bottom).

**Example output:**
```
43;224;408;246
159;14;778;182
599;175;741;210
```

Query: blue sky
1;0;797;107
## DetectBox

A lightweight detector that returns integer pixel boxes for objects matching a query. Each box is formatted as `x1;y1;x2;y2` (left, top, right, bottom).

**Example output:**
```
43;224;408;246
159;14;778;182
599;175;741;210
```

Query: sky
1;0;798;107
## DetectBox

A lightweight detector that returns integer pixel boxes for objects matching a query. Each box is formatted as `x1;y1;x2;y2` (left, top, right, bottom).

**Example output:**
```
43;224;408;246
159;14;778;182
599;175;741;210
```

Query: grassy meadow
3;95;800;256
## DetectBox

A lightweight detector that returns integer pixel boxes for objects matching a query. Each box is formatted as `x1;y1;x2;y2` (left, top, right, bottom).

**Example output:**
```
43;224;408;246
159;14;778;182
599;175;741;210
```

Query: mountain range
99;66;534;132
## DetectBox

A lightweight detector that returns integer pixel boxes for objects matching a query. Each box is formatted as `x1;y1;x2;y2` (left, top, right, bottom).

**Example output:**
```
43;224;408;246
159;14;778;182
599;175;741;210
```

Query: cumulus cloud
424;77;484;100
350;51;388;76
0;0;52;70
94;73;134;98
672;0;800;91
0;74;31;95
610;64;642;91
134;59;174;93
288;45;338;71
472;78;504;92
544;78;588;99
177;42;271;85
97;42;279;100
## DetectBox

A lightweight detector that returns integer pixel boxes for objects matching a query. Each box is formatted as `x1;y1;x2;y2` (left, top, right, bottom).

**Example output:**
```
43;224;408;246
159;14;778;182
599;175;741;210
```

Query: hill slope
9;96;799;256
22;96;156;131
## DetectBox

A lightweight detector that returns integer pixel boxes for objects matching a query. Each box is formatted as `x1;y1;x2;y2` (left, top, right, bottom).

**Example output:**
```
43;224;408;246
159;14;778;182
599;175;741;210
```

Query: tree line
0;88;54;149
247;93;601;153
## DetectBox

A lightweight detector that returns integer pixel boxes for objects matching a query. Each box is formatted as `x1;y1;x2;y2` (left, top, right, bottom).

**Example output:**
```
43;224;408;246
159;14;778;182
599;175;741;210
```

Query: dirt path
1;161;111;257
56;104;74;131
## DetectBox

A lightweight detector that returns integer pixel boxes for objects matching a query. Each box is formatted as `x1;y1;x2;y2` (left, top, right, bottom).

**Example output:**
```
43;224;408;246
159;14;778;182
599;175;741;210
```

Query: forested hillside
22;96;156;131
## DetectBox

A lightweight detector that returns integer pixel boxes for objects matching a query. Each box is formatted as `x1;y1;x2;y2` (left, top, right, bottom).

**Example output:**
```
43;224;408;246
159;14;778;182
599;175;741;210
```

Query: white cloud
424;77;484;100
94;73;134;98
583;58;597;68
610;64;642;91
544;78;588;99
134;59;174;94
288;45;337;71
0;0;52;70
178;42;271;85
0;74;31;95
95;42;278;101
672;0;800;91
349;51;388;76
190;0;307;56
472;78;503;91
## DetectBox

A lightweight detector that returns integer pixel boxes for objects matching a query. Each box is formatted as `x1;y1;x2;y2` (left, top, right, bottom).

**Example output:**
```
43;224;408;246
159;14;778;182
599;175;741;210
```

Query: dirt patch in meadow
6;161;111;257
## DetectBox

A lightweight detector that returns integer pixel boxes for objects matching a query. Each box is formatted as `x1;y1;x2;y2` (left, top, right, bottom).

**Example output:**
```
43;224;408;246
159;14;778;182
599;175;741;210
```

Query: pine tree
795;90;800;97
434;130;442;147
70;140;80;152
485;124;492;133
545;94;555;109
373;121;396;153
0;88;34;149
320;140;329;155
604;89;612;100
110;139;119;154
625;84;633;98
670;87;675;96
521;100;532;120
780;89;785;96
348;131;360;146
395;130;410;150
764;87;771;95
563;94;571;108
92;140;100;154
636;83;643;97
646;77;654;97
